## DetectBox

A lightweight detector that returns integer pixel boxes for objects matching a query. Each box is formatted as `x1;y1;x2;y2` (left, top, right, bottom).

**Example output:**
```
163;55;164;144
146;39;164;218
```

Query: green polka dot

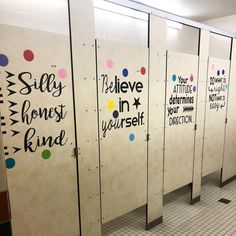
42;149;51;159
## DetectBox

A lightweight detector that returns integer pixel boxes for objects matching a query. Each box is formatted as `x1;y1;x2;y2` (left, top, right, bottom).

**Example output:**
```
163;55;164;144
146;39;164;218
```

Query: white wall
167;24;199;55
203;14;236;34
0;0;69;35
94;8;148;46
209;33;231;59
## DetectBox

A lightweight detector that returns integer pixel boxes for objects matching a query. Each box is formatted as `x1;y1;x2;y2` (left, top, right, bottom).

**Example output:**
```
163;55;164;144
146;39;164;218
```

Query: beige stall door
96;40;148;223
202;57;230;176
0;25;79;235
164;51;199;194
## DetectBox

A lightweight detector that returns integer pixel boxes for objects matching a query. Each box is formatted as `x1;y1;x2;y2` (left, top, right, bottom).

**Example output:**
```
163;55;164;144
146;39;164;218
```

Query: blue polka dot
172;74;177;81
222;69;225;75
129;133;135;141
122;68;129;77
6;158;15;169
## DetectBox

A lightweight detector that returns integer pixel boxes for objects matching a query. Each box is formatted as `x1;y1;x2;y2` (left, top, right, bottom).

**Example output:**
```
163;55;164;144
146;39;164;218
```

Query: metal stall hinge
146;134;150;141
225;118;228;124
194;124;197;131
74;147;80;158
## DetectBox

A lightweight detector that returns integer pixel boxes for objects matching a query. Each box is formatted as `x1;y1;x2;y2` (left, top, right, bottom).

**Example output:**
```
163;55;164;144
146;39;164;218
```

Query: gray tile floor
103;172;236;235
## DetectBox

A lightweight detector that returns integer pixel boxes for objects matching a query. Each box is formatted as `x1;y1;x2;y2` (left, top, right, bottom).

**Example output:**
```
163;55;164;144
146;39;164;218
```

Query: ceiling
133;0;236;21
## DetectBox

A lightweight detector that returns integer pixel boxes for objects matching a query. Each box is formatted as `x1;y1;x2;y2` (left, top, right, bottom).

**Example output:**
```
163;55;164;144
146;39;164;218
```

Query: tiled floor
103;172;236;235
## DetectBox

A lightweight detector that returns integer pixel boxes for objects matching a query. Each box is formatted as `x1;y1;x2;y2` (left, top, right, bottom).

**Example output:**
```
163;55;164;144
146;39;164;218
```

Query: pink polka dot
211;64;215;70
23;50;34;62
190;74;194;82
107;59;113;68
58;68;67;79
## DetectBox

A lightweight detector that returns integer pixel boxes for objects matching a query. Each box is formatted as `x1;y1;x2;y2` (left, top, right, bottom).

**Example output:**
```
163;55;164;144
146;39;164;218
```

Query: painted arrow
5;71;15;79
11;130;20;137
8;101;17;108
10;118;19;126
183;106;194;112
7;89;16;96
9;109;18;117
13;147;21;154
7;80;16;88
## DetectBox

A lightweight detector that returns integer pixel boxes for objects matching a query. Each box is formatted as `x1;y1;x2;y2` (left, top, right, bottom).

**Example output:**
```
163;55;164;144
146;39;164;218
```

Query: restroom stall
202;33;231;178
96;40;148;223
163;23;200;194
222;39;236;185
0;3;80;236
164;51;199;193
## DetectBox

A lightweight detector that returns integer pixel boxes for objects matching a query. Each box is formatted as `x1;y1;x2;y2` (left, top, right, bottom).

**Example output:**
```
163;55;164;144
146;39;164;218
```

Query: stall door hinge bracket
74;147;80;158
194;124;197;130
146;134;150;141
225;118;228;124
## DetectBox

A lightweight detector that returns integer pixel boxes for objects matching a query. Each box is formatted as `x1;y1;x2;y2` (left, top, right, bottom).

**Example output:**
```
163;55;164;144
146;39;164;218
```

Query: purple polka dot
0;54;9;67
193;86;197;92
113;110;119;118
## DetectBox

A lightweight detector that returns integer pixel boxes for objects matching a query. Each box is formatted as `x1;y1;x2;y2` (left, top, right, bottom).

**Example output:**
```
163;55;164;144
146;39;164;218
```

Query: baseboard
0;221;12;236
220;175;236;188
146;216;163;230
190;195;201;205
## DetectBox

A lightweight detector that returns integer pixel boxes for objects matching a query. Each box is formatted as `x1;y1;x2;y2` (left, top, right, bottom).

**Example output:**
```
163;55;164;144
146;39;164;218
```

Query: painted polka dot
190;74;194;82
58;68;67;79
193;86;197;92
23;50;34;62
42;149;51;159
172;74;177;82
217;70;220;76
222;69;225;75
211;64;215;70
140;67;146;75
122;68;129;77
113;110;119;118
129;133;135;141
0;54;9;67
6;158;15;169
107;59;113;68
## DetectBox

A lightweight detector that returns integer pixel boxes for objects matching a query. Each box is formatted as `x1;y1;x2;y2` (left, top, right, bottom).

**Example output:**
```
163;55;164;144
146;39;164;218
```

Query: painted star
133;97;141;110
107;100;115;111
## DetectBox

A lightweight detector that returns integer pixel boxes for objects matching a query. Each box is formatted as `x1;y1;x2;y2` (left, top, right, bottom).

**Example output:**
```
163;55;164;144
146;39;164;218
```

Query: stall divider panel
164;51;199;194
0;24;80;236
96;40;148;223
202;57;230;177
222;38;236;185
191;30;210;203
69;0;102;235
146;14;166;229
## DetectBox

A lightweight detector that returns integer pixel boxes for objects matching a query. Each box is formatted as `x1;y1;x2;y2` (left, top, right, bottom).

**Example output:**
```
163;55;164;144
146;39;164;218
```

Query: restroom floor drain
218;198;231;204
